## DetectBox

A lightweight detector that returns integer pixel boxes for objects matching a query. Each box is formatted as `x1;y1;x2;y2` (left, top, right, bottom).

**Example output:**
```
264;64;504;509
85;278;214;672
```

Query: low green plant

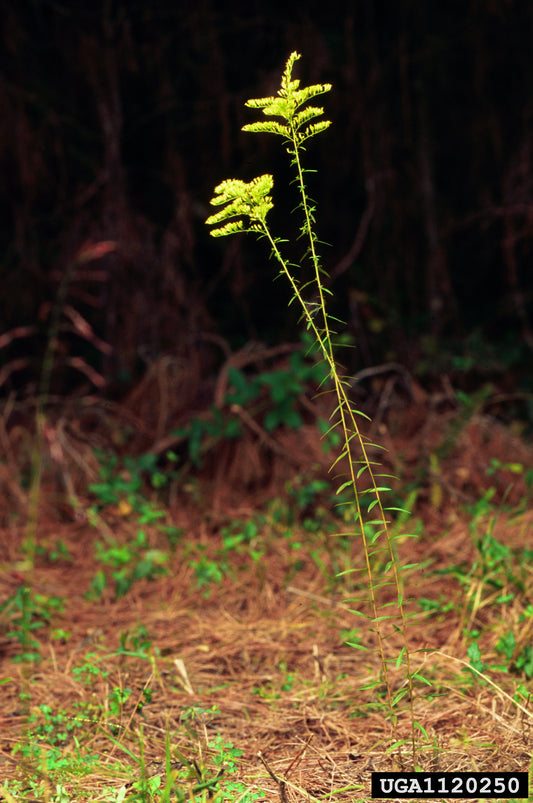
23;703;88;748
107;686;134;719
107;709;263;803
174;729;263;802
170;335;333;467
496;620;533;679
0;585;65;662
12;706;102;800
186;514;267;593
71;652;110;686
88;529;169;599
7;692;262;803
87;451;184;598
253;660;296;701
435;507;530;634
220;518;262;556
206;50;419;757
34;538;71;563
119;624;153;655
486;457;526;478
186;501;355;595
89;451;175;520
188;550;228;592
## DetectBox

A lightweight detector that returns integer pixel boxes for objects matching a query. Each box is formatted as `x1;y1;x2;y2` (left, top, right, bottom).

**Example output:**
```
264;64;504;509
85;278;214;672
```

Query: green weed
119;624;153;656
34;539;71;563
169;335;332;468
88;529;169;600
23;704;88;748
109;709;264;803
86;451;185;598
0;585;65;662
89;451;175;520
435;513;528;632
71;652;109;686
206;50;420;757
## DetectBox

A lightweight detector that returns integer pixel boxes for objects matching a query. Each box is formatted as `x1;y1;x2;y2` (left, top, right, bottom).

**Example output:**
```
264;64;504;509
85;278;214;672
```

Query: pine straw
0;394;532;801
1;502;533;801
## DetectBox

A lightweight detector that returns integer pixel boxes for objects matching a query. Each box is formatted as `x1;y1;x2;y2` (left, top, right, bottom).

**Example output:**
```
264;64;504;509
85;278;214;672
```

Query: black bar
371;771;529;798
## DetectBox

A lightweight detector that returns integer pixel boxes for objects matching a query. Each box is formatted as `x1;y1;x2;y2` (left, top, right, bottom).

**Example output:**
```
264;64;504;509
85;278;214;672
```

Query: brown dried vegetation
0;376;532;801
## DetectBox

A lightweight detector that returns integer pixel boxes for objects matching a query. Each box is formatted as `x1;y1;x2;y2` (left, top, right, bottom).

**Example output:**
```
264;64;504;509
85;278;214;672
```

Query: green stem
261;221;404;732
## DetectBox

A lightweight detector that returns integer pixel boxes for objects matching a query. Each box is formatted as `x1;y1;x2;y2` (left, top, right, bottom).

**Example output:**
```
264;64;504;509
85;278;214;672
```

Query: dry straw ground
0;379;532;802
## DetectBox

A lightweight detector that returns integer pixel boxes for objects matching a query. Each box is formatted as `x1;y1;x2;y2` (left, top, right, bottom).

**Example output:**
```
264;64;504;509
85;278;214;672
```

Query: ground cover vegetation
1;46;533;802
1;371;533;802
2;7;533;802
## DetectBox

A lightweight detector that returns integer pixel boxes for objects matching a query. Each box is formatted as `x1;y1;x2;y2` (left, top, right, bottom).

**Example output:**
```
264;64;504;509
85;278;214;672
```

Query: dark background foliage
1;0;532;399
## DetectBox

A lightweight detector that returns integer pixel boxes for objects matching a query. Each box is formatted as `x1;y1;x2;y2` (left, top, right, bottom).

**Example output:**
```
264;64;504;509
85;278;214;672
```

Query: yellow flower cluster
206;175;274;238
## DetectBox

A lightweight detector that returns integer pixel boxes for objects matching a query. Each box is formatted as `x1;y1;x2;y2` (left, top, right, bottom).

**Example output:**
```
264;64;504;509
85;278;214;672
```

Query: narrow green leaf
391;687;409;706
414;720;430;740
412;673;433;686
395;647;406;669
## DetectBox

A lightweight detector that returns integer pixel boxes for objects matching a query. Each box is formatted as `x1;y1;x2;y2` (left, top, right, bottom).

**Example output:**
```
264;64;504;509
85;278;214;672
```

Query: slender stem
261;221;398;728
264;121;417;754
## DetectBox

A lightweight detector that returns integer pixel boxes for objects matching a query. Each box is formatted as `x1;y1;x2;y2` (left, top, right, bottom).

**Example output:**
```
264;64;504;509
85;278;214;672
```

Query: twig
257;751;288;803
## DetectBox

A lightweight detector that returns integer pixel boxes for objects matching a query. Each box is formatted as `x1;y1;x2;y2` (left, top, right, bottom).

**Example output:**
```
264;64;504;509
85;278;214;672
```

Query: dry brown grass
0;392;532;801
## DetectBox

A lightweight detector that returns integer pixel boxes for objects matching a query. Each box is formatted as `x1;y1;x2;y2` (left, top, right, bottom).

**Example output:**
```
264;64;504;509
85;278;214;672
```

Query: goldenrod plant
207;52;421;760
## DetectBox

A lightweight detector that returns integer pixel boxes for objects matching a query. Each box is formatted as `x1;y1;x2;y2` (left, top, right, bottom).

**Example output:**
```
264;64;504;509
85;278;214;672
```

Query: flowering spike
243;51;331;143
206;175;274;237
